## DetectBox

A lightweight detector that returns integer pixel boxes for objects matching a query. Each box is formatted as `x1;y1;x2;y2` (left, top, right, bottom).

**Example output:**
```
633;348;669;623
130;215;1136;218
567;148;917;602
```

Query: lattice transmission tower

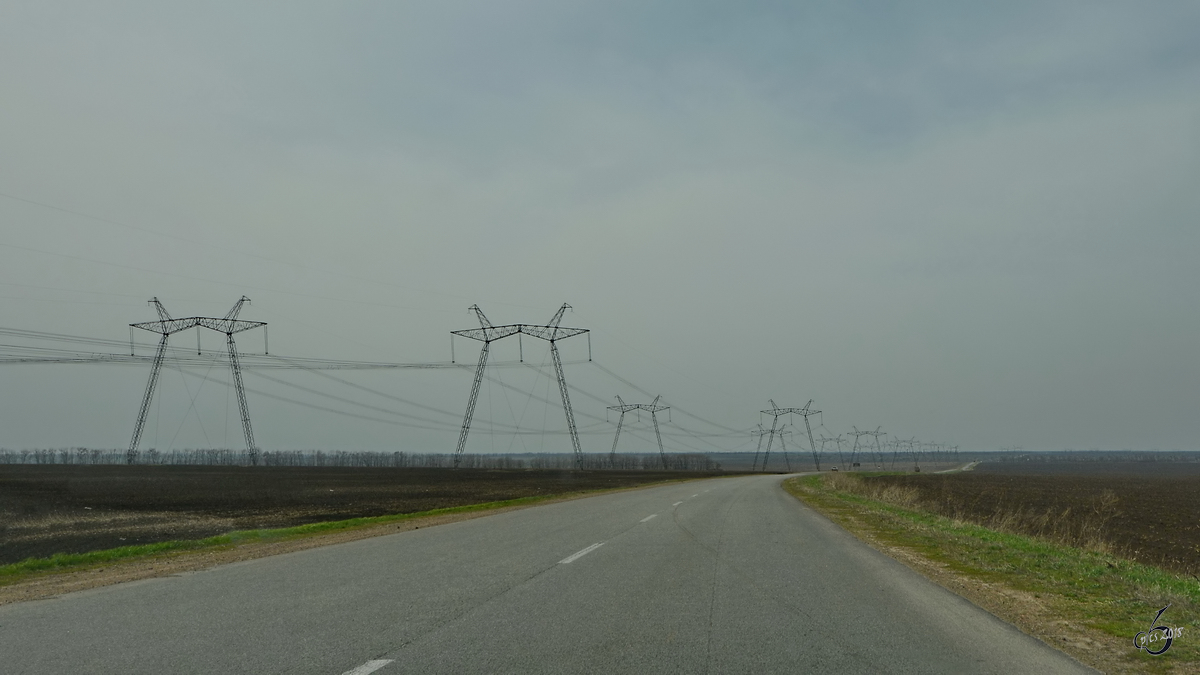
866;426;886;468
758;400;819;471
751;423;793;471
753;424;793;471
127;297;265;465
451;304;590;469
901;437;919;472
607;395;670;469
819;434;845;468
848;427;870;470
752;424;769;471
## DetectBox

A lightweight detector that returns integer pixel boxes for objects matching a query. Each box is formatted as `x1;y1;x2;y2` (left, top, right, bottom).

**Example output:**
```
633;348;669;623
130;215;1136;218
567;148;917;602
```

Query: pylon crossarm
451;325;521;343
520;325;588;342
130;317;265;336
454;341;490;466
451;324;587;343
199;318;265;335
131;318;197;335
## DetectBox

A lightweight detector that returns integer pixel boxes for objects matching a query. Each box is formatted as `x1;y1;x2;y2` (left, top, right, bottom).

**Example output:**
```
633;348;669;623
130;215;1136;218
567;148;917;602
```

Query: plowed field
864;461;1200;575
0;465;723;565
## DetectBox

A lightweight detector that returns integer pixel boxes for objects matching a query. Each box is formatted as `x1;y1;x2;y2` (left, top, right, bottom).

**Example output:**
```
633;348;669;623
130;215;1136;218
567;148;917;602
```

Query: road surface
0;474;1094;673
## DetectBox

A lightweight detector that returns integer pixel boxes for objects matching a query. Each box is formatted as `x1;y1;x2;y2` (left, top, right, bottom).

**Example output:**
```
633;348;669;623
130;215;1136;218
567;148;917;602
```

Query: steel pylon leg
550;340;583;469
454;341;490;467
752;431;764;471
226;333;257;464
780;431;792;472
803;416;820;471
762;416;779;471
610;412;625;468
128;333;169;464
651;411;667;470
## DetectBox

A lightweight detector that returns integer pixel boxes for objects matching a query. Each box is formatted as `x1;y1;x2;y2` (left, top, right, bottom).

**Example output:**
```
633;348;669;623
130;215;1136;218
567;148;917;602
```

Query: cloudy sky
1;1;1197;454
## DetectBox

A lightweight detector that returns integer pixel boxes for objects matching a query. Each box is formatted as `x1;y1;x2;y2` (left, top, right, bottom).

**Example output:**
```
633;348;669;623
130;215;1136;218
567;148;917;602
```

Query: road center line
673;501;683;506
640;514;657;523
559;542;604;564
341;659;394;675
691;494;698;497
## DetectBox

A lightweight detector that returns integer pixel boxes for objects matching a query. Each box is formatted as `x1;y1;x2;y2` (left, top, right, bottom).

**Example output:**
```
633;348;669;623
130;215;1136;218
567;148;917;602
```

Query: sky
1;1;1198;454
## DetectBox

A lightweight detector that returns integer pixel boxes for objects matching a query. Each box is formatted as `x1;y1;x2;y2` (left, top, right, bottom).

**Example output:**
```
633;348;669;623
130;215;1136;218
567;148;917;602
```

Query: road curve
0;474;1094;674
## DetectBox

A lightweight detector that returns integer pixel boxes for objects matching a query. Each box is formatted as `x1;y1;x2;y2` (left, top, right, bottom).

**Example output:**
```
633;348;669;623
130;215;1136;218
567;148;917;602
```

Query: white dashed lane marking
559;543;604;564
341;659;394;675
673;501;683;506
640;514;657;523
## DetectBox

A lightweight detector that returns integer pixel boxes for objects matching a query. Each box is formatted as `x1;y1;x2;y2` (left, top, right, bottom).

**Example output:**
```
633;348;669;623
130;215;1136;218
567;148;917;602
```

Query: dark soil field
0;465;724;565
864;461;1200;575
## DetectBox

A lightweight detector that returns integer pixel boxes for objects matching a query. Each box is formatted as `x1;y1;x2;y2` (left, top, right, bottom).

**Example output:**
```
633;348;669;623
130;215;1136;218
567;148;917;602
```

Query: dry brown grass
828;473;1124;555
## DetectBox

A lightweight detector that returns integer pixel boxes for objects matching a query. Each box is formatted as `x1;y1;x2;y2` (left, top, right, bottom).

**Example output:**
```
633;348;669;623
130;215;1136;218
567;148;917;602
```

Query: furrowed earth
863;460;1200;575
0;465;727;565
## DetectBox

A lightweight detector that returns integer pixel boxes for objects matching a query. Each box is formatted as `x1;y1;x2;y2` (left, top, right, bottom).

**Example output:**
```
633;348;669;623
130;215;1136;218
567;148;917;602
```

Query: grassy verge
785;473;1199;674
0;493;565;586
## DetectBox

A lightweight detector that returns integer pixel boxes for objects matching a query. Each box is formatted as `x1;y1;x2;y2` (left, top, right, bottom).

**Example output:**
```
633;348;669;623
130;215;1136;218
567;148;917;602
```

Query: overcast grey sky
1;1;1198;453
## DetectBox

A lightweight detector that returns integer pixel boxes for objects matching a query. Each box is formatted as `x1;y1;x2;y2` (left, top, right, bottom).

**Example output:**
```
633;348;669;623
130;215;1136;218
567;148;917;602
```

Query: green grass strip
785;474;1200;673
0;493;561;583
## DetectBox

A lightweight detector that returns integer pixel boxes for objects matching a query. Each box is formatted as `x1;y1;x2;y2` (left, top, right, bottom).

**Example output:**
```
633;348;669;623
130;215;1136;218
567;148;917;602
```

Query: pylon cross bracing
127;297;265;465
451;304;590;469
607;395;670;469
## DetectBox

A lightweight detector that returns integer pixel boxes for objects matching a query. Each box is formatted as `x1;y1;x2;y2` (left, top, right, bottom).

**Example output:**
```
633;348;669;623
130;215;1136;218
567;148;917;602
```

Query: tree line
0;448;721;471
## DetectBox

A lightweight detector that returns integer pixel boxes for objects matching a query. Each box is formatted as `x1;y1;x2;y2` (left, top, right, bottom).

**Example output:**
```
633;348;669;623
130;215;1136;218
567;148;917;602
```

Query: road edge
0;477;714;606
779;474;1139;674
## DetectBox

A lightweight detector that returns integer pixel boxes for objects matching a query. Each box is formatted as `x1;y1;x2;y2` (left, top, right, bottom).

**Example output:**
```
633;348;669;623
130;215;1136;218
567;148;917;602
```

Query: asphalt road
0;474;1095;674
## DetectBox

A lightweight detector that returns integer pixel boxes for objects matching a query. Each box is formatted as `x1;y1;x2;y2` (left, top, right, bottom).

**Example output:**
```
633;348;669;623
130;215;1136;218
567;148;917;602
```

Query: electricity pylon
451;304;589;469
795;401;822;471
925;442;939;467
607;395;670;469
849;427;870;469
128;297;265;465
759;400;818;472
901;437;919;471
754;425;793;471
816;435;832;465
820;434;846;467
752;424;769;471
866;427;886;468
